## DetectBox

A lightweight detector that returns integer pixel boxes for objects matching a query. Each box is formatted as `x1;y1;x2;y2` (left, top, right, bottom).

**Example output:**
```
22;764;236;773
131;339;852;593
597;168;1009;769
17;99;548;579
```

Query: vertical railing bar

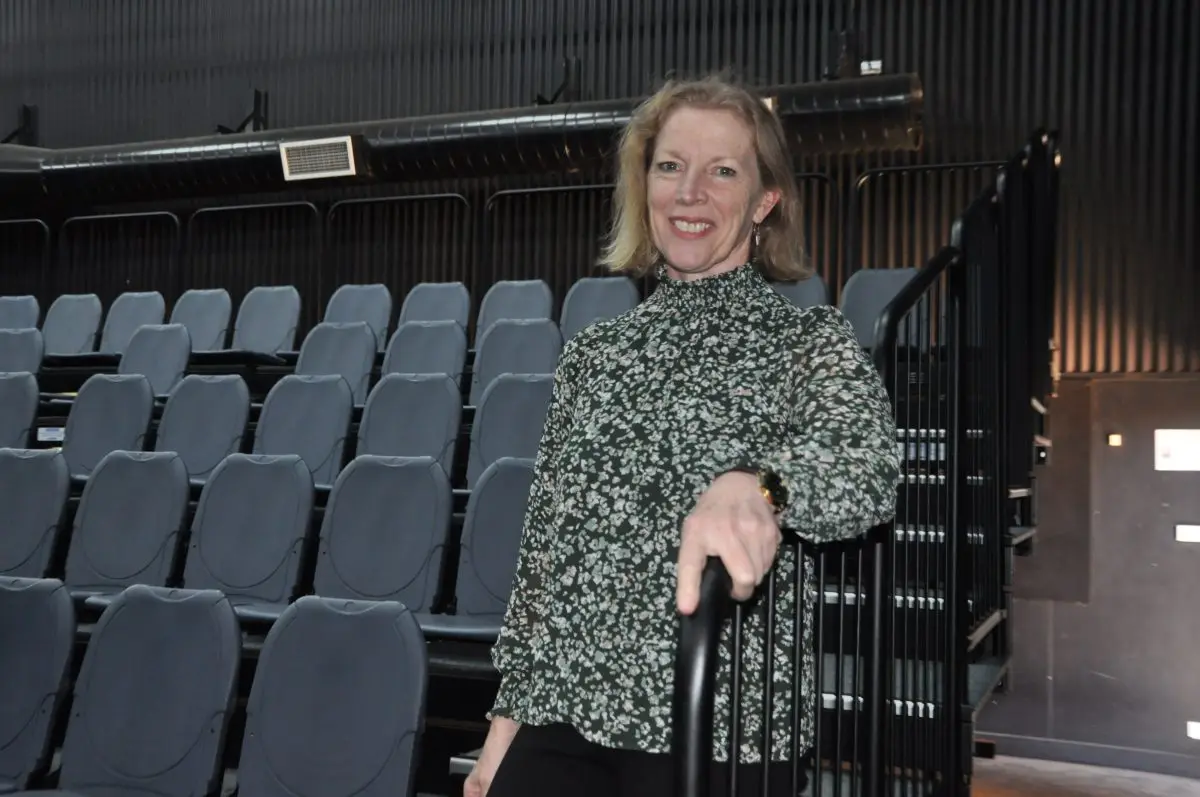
790;543;805;797
729;602;744;797
761;569;776;797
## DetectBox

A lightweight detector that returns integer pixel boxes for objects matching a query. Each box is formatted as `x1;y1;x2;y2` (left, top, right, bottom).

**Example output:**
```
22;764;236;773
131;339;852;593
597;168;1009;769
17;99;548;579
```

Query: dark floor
972;757;1200;796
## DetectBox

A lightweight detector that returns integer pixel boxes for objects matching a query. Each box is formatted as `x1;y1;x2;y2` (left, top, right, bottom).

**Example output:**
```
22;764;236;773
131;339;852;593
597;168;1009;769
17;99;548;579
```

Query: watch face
761;470;787;506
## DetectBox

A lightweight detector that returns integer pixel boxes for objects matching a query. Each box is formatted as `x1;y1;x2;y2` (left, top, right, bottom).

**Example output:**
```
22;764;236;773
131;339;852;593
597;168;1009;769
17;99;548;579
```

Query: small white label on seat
1188;721;1200;740
37;427;64;443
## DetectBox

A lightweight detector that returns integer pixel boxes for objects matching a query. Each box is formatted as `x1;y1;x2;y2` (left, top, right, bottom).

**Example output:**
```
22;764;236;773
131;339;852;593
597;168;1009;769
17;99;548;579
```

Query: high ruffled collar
647;261;765;309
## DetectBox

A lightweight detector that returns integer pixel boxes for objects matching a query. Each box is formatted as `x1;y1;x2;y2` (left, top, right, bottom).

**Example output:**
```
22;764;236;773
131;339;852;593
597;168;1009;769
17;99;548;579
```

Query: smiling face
647;105;781;281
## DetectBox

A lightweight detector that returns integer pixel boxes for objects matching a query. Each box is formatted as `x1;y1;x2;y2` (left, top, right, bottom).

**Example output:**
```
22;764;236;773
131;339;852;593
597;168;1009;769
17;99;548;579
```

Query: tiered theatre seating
398;281;470;327
0;295;39;330
168;287;231;352
0;373;37;447
0;328;43;373
0;449;69;578
383;321;468;384
0;581;429;797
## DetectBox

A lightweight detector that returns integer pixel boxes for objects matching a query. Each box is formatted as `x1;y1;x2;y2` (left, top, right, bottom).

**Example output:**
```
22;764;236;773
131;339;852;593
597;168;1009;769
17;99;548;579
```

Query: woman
467;75;900;797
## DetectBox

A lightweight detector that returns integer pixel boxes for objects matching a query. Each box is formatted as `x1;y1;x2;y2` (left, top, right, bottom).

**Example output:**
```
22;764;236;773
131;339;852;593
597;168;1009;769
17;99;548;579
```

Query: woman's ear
754;188;782;224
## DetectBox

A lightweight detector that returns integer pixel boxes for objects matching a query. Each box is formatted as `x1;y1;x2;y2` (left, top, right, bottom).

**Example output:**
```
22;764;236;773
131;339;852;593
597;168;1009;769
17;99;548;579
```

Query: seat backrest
476;279;554;339
469;318;562;405
295;322;377;404
100;290;166;354
0;295;39;330
560;276;639;340
42;293;102;355
398;282;470;328
467;374;553;487
119;323;192;396
237;596;427;797
0;327;43;374
62;374;154;478
325;284;393;352
0;576;74;790
454;458;534;620
839;267;920;348
232;285;301;353
772;274;829;310
65;451;189;594
313;456;451;610
169;288;232;352
56;585;240;797
0;449;70;578
0;371;39;448
183;454;314;606
358;373;461;475
381;320;468;384
155;375;250;482
253;374;353;488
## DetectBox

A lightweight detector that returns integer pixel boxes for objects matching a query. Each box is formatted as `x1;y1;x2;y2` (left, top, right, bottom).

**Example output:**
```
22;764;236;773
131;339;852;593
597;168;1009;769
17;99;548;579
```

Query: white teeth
672;219;711;234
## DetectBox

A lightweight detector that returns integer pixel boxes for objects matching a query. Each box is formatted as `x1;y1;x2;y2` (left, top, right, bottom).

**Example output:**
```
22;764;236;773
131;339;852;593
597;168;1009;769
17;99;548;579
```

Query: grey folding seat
0;328;43;374
398;281;470;328
254;374;353;489
41;293;102;355
236;596;427;797
324;283;393;352
60;585;240;797
0;576;74;792
169;288;232;352
118;323;191;396
61;374;154;479
418;458;534;641
154;375;250;483
382;320;468;384
466;374;553;487
99;290;166;354
174;454;314;622
63;451;189;601
560;276;639;340
0;295;38;330
358;374;461;475
0;449;70;578
772;274;829;309
0;372;38;448
476;279;554;338
295;322;377;404
839;267;920;348
312;456;452;611
236;285;302;353
469;318;562;405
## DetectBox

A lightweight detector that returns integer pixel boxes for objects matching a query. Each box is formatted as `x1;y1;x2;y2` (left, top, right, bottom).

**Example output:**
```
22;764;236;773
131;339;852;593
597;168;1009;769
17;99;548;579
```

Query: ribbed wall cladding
0;0;1197;372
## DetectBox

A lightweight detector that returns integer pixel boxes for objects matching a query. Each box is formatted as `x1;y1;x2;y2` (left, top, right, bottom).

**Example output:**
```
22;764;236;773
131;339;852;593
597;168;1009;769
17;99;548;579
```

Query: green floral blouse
490;262;900;763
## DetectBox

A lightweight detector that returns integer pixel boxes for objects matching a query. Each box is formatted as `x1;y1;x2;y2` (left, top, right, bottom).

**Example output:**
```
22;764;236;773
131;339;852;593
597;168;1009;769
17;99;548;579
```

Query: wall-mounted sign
1154;429;1200;471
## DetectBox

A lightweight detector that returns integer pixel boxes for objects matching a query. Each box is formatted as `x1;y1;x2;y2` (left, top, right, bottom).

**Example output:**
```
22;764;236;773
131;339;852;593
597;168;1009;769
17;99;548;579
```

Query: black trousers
487;723;808;797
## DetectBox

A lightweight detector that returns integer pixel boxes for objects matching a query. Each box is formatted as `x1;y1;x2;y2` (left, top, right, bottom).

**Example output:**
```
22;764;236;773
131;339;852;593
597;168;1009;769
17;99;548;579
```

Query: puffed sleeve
740;305;900;542
488;331;588;719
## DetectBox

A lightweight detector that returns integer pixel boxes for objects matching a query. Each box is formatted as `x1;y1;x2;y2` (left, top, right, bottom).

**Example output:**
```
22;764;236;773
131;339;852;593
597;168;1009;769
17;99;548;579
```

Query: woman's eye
656;161;680;172
716;166;737;178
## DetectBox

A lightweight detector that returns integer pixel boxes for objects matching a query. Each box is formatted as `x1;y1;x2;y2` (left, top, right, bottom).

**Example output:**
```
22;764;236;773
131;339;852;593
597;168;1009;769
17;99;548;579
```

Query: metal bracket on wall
216;89;270;134
2;104;39;146
534;57;581;105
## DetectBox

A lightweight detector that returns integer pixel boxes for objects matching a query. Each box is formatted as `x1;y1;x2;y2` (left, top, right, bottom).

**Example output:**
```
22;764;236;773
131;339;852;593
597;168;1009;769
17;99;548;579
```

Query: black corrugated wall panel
0;0;1197;373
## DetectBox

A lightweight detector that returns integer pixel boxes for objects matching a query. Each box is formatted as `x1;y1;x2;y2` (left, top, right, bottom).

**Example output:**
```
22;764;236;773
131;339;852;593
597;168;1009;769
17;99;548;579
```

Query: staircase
672;129;1062;797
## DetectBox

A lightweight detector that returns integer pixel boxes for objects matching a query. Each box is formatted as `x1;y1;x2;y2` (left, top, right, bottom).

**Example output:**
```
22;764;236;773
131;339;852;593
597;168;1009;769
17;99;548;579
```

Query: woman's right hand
464;716;520;797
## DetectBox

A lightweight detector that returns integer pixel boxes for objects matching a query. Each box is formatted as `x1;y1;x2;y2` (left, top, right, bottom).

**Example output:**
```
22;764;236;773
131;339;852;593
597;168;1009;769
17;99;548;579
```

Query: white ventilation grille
278;136;358;181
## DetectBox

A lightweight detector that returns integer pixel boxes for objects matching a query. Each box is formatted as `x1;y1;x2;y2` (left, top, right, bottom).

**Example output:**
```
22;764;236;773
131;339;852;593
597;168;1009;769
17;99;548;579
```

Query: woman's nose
676;173;707;205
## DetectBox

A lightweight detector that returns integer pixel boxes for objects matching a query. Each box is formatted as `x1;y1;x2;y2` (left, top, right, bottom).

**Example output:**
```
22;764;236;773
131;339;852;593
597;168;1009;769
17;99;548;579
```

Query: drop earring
753;224;762;263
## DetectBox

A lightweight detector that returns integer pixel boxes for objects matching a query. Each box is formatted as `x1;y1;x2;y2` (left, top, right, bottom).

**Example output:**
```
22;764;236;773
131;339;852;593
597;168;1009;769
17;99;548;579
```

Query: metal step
449;751;939;795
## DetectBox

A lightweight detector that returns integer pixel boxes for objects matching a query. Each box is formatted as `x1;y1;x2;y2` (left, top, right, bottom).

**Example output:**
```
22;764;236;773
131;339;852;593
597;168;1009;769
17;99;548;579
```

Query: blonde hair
599;75;811;281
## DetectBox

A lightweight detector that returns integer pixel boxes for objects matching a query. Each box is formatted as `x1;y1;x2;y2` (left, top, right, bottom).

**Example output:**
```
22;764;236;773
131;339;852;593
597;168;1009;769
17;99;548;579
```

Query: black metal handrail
672;556;734;797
